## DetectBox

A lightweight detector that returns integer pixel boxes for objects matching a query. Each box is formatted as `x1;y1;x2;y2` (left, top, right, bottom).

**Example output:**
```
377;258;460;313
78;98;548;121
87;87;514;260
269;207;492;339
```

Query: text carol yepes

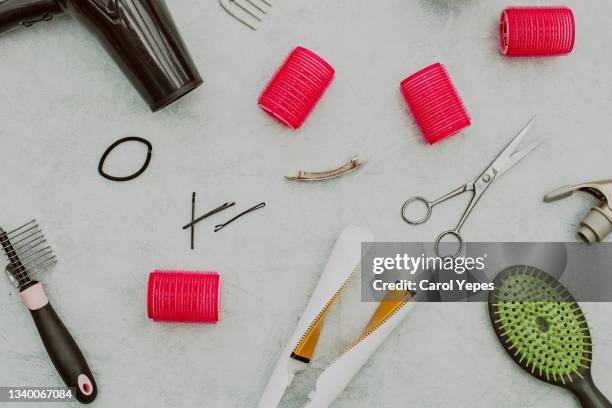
372;279;495;293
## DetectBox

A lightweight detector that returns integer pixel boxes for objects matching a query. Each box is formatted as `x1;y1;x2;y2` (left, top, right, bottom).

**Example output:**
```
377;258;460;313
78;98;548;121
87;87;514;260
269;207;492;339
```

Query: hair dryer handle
0;0;62;34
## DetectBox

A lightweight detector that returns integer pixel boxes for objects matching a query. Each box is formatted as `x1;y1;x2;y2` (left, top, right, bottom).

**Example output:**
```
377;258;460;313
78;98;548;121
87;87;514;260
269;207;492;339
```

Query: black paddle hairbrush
489;265;611;408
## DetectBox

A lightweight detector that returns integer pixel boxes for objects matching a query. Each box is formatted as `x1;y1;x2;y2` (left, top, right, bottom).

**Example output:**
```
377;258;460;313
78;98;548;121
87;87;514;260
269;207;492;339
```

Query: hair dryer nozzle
578;203;612;243
65;0;202;111
544;179;612;243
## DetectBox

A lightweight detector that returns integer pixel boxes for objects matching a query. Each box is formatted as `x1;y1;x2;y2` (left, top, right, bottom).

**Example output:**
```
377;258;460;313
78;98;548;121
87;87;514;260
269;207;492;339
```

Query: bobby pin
190;192;196;250
183;202;236;230
214;202;266;232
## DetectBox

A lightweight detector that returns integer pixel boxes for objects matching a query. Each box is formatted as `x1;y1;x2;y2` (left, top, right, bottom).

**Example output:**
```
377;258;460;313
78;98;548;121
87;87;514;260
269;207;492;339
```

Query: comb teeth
220;0;272;30
0;220;56;288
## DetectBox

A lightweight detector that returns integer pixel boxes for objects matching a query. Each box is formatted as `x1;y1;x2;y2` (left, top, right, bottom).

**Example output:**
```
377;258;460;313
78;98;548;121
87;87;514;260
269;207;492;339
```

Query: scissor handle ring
435;230;465;259
401;197;432;225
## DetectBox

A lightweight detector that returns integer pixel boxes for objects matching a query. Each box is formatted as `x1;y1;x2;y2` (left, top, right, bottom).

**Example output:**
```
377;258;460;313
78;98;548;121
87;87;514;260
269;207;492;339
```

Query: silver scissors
401;116;543;257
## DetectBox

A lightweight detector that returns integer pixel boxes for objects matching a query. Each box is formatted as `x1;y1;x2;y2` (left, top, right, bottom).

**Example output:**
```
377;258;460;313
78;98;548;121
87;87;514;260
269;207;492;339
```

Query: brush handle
29;302;97;404
569;373;612;408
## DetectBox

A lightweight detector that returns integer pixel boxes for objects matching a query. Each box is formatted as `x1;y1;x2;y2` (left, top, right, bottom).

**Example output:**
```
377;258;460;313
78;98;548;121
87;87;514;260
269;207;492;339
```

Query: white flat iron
257;226;415;408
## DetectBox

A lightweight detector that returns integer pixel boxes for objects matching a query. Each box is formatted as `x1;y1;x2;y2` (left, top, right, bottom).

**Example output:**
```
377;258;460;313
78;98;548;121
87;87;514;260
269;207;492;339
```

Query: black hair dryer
0;0;202;111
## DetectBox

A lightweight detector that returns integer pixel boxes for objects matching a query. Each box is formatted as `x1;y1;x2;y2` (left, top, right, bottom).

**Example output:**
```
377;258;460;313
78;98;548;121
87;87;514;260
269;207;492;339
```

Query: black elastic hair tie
98;136;152;182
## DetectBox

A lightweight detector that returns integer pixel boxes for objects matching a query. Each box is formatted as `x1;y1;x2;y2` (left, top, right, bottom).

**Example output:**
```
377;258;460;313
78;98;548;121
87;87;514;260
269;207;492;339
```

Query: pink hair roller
400;63;471;145
500;7;575;57
258;46;335;130
147;271;219;323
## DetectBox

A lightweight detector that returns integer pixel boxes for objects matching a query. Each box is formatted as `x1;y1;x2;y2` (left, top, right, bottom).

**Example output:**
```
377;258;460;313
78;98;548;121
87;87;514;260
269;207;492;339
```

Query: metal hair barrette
286;157;366;182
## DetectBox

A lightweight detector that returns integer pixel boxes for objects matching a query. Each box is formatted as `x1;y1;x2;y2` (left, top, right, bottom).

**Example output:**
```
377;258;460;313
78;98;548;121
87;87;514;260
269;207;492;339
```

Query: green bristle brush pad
489;265;611;408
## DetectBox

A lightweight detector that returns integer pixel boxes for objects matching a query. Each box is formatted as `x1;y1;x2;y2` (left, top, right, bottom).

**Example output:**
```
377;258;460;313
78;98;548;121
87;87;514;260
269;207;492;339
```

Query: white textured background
0;0;611;407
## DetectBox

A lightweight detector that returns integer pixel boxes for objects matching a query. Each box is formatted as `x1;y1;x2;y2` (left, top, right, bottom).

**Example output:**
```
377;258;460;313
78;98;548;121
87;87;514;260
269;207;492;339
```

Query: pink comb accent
258;46;335;130
20;282;49;311
147;271;219;323
400;63;471;145
500;7;575;57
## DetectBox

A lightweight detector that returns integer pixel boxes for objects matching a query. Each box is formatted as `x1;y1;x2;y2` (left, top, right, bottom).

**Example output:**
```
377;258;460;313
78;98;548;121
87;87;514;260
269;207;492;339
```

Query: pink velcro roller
258;46;335;130
500;7;575;57
400;63;471;145
147;271;219;323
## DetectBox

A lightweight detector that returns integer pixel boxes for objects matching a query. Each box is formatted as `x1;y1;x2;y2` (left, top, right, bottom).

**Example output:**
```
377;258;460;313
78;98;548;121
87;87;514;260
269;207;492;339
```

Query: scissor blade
494;138;544;177
489;116;539;176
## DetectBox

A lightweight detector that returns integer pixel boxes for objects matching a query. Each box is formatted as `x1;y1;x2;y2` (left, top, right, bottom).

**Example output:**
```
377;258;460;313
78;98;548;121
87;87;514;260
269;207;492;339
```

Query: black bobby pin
182;202;236;230
214;202;266;232
190;192;196;250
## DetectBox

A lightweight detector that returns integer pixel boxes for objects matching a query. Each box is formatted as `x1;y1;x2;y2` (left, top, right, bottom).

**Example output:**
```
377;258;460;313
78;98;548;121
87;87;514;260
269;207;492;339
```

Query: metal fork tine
244;0;268;14
11;235;45;254
0;224;39;245
220;0;270;31
1;221;56;287
235;0;263;19
13;250;54;273
12;250;55;277
5;231;42;249
3;219;36;236
13;257;57;281
13;254;54;280
18;246;53;265
15;244;51;261
17;246;48;262
17;233;46;249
